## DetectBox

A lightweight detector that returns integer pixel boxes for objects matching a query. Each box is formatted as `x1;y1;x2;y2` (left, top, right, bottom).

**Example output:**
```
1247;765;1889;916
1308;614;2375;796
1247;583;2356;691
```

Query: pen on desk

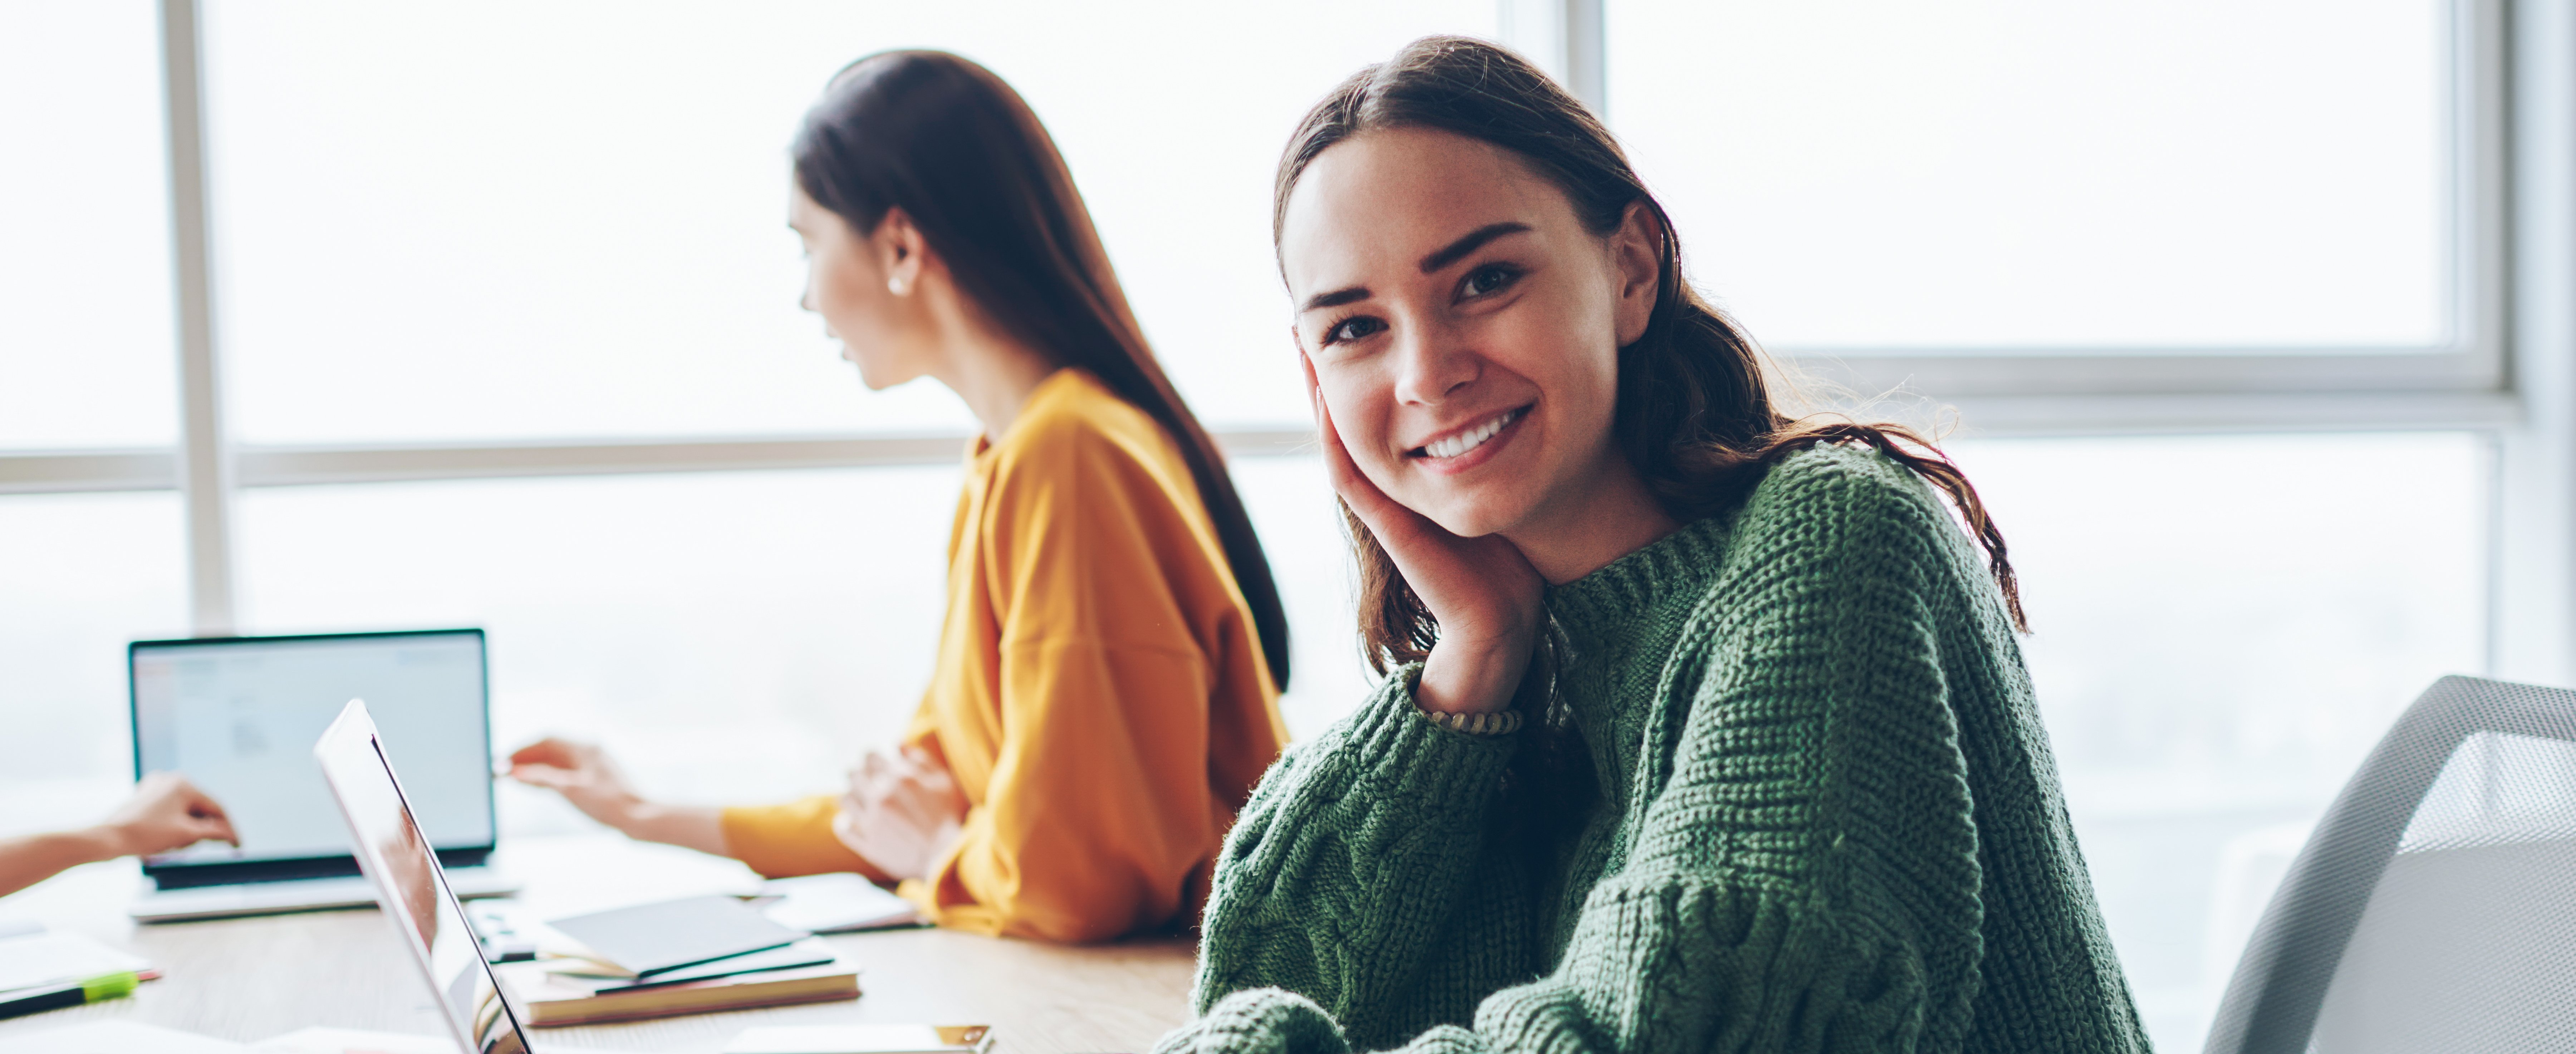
0;971;142;1020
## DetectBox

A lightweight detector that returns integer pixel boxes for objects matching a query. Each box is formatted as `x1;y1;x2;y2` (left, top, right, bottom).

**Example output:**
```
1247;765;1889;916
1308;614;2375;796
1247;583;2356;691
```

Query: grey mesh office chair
2203;675;2576;1054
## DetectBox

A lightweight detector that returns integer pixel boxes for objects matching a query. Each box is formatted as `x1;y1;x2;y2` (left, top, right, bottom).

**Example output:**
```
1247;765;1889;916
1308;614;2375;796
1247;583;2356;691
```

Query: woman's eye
1462;264;1520;298
1324;316;1387;345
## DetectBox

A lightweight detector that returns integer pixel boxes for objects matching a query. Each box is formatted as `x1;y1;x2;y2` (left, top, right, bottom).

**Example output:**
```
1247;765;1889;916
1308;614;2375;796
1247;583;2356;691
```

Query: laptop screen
131;630;495;870
316;701;530;1054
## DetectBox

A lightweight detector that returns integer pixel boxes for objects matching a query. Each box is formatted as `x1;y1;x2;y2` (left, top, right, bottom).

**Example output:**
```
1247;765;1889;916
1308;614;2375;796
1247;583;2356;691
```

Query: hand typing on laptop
0;773;237;897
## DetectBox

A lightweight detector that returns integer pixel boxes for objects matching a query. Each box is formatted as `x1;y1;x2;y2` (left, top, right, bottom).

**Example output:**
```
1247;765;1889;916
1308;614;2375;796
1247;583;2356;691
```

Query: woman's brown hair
797;50;1292;689
1277;36;2026;678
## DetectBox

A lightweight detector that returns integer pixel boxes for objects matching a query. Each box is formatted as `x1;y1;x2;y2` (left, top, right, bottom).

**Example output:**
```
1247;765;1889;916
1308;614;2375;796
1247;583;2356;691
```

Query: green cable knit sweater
1156;445;2149;1054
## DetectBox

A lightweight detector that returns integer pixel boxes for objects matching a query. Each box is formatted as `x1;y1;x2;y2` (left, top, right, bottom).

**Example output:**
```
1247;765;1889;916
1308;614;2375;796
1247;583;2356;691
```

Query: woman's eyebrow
1296;222;1532;313
1300;287;1372;313
1419;222;1531;273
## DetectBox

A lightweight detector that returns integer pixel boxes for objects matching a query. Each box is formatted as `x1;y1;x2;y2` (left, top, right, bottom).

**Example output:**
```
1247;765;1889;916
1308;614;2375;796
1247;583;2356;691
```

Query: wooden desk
0;835;1197;1053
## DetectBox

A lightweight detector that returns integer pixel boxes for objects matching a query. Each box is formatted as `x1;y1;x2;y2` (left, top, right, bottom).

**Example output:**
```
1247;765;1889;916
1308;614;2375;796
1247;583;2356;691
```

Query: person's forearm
617;804;727;858
0;827;122;898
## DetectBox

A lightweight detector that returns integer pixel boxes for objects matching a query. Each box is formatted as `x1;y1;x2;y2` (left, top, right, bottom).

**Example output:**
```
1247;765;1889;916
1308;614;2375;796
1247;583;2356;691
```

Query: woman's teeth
1422;409;1522;459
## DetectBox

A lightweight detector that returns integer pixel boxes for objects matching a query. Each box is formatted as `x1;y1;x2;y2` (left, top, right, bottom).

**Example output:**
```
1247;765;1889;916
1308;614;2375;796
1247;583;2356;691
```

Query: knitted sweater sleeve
1162;454;1989;1054
1181;665;1537;1044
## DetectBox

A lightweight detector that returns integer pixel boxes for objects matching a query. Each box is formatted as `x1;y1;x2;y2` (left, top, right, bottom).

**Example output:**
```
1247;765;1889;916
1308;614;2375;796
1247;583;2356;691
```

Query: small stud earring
887;277;907;296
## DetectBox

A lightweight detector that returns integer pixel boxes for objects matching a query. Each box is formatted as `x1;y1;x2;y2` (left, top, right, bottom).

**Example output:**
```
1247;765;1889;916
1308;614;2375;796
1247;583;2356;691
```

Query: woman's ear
1609;200;1663;346
877;207;928;296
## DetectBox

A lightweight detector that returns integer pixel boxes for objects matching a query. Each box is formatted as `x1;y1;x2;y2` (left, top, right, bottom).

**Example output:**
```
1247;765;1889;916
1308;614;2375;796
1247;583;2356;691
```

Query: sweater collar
1543;514;1732;656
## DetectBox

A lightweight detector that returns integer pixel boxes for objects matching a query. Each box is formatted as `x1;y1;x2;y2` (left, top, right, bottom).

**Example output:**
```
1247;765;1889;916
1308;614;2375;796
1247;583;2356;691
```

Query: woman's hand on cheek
1306;356;1543;715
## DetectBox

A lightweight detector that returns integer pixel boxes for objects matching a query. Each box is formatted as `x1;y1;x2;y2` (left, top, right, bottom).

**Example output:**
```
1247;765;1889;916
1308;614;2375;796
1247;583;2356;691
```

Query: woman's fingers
1302;357;1433;541
171;777;239;846
507;737;584;770
509;764;577;789
186;814;239;849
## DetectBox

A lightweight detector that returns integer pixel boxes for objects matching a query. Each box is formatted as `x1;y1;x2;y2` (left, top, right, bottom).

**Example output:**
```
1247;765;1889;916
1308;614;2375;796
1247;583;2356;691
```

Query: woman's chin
1415;497;1521;541
850;362;909;392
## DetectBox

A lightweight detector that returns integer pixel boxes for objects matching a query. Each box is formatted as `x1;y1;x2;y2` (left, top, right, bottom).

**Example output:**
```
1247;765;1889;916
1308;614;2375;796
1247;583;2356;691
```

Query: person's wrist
1417;635;1532;716
75;824;134;863
609;798;665;838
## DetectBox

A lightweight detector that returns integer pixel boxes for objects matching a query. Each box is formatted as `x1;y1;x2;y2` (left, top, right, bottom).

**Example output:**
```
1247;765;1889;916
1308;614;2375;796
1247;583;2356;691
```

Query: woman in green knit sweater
1156;37;2149;1054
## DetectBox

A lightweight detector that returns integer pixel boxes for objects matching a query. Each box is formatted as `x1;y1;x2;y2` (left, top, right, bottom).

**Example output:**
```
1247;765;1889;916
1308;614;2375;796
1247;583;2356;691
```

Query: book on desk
469;894;865;1026
496;954;860;1026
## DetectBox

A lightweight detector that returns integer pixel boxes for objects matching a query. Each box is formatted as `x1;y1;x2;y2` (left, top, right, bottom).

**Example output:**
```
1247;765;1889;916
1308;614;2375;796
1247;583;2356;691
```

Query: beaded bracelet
1418;707;1524;736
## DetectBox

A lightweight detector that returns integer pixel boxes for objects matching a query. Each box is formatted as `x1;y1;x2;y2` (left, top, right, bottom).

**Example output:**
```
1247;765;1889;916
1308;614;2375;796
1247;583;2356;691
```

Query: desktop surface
0;835;1193;1054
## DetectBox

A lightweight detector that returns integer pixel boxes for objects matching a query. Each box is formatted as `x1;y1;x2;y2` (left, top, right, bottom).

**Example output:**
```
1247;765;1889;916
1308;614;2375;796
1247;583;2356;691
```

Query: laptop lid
131;629;496;889
315;698;533;1054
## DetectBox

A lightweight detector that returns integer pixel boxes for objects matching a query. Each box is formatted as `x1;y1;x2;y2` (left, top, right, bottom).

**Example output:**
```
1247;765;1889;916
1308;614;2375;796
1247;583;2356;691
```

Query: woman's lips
1407;405;1529;476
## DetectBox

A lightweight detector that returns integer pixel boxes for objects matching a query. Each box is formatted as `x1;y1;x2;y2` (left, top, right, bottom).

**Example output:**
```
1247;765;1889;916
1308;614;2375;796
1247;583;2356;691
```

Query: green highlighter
0;971;141;1020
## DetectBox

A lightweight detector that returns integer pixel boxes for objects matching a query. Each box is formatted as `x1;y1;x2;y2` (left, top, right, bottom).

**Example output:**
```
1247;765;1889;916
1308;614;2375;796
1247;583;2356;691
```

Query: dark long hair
797;50;1292;690
1277;36;2026;678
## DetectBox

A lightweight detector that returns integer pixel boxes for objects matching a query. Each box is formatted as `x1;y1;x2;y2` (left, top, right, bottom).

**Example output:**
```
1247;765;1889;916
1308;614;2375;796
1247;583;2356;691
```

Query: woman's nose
1391;324;1479;405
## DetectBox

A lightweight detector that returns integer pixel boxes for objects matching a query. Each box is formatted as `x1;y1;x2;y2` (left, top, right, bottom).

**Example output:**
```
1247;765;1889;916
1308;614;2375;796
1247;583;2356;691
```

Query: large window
1;5;2554;1054
1612;0;2458;352
1610;0;2504;424
1954;432;2487;1048
202;0;1497;443
0;1;178;449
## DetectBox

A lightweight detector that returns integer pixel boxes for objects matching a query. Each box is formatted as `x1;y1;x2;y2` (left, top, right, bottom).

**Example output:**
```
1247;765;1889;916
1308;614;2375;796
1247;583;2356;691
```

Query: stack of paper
0;930;156;999
479;894;861;1026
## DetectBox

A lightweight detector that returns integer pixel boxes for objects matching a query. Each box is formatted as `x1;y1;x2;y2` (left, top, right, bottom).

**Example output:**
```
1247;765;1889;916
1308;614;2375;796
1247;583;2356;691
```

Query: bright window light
0;493;189;834
1953;431;2486;1051
1609;0;2454;351
201;0;1495;445
0;0;178;449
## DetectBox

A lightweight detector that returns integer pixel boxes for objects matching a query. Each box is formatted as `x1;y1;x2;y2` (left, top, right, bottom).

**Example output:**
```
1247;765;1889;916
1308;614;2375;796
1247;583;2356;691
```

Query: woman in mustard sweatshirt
507;50;1291;944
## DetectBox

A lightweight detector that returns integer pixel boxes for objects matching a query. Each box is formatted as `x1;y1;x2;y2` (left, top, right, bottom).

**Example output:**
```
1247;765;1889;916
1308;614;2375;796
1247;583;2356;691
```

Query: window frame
0;0;2546;638
1659;0;2513;425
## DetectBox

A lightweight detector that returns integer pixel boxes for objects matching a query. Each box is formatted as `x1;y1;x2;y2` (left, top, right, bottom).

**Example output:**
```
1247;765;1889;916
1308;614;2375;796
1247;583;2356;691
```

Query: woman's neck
1504;457;1682;586
924;289;1061;441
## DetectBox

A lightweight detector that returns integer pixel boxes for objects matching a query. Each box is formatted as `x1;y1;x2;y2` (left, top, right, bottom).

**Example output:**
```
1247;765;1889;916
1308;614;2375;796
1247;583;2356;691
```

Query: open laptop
128;629;518;922
316;698;602;1054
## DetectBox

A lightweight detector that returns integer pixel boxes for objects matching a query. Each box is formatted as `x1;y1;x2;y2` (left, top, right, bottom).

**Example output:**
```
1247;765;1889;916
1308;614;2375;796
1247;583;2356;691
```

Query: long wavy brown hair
797;50;1292;690
1277;36;2026;679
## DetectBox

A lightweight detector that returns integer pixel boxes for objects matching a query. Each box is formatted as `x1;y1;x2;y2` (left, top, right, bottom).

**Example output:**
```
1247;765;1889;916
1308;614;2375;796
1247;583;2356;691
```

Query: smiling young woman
1157;37;2146;1054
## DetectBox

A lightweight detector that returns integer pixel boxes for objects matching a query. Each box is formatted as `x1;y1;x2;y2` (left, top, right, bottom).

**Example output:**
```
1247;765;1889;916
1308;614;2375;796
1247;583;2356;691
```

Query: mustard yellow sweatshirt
722;368;1289;943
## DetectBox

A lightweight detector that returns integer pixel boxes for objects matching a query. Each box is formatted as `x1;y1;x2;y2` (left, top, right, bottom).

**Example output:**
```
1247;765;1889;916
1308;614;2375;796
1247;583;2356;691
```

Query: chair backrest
2203;675;2576;1054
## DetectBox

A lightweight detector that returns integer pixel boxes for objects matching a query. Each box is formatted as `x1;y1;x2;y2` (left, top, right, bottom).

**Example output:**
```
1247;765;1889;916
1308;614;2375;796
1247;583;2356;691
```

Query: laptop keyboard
131;867;519;923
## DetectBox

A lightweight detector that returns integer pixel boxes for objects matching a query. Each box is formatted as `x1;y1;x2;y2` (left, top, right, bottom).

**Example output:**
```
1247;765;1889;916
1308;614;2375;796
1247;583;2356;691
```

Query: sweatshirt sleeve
719;795;888;882
720;688;939;883
1182;667;1536;1041
1162;455;1989;1054
897;421;1272;943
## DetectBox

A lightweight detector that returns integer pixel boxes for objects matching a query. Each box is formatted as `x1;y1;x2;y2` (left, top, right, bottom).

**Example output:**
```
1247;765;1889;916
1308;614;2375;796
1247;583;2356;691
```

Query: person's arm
1163;462;1989;1054
0;773;239;898
506;738;726;857
0;829;124;899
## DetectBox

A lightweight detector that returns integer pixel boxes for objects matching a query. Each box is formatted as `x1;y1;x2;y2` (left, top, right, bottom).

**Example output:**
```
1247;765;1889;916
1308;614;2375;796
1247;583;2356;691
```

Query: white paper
0;1021;244;1054
0;932;152;995
757;874;923;933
